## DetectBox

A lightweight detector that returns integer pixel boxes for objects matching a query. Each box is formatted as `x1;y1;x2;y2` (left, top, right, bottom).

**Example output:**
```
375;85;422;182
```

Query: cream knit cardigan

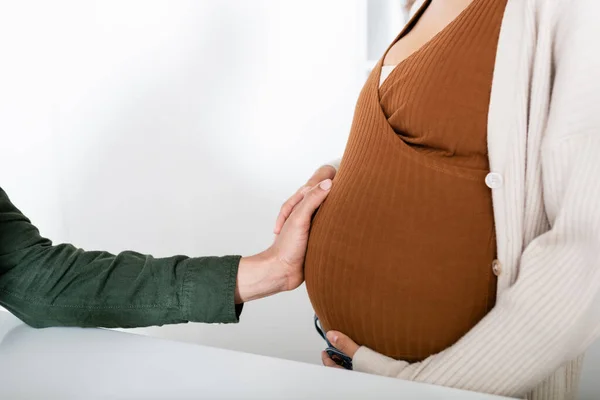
326;0;600;398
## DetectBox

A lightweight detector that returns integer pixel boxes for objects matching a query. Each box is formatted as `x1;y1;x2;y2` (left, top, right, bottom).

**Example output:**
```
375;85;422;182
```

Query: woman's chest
384;0;474;66
379;0;508;165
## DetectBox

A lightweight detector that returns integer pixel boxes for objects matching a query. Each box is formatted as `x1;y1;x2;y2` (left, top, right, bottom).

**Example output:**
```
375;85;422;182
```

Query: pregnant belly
304;157;497;362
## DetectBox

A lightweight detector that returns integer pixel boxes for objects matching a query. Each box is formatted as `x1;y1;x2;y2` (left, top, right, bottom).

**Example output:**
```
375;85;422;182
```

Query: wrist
234;250;288;304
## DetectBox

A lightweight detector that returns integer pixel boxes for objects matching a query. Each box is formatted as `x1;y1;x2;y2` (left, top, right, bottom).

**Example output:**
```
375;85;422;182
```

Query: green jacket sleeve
0;186;242;328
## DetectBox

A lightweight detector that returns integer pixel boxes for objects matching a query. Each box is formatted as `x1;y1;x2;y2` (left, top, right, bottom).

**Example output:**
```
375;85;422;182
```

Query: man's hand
273;165;336;234
321;330;360;369
235;179;333;303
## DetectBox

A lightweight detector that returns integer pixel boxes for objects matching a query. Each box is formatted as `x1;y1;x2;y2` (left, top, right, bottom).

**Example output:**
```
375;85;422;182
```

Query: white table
0;312;513;399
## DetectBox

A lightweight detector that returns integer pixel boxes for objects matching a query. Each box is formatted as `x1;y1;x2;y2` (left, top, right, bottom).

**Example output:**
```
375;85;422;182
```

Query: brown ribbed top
305;0;507;362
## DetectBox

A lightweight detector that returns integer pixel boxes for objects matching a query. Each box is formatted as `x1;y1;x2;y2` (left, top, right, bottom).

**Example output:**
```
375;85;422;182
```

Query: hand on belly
320;330;360;370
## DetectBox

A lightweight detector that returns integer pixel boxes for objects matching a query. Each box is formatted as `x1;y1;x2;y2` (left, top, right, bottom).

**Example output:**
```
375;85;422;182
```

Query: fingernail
319;179;332;191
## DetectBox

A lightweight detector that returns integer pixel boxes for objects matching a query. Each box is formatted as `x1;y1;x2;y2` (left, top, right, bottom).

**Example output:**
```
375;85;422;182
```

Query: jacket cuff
182;255;242;324
353;346;409;376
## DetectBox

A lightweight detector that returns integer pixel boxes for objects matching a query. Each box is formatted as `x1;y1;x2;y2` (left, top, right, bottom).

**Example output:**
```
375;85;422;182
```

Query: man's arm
0;178;331;329
0;187;241;328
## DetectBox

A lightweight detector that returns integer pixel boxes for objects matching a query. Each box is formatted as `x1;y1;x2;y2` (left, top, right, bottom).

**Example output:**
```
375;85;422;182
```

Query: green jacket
0;187;242;328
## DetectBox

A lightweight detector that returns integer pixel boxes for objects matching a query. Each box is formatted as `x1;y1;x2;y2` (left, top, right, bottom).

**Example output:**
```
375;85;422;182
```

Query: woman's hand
273;165;337;234
321;330;360;369
235;179;333;303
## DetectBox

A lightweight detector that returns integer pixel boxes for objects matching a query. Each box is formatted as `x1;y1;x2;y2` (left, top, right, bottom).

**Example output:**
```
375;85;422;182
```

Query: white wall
1;0;599;397
0;0;365;364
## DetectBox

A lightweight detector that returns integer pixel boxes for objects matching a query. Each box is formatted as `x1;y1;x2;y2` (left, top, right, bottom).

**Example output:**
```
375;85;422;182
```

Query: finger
277;166;336;234
304;166;336;193
321;351;343;369
326;331;360;358
291;179;332;223
312;165;337;184
273;189;307;234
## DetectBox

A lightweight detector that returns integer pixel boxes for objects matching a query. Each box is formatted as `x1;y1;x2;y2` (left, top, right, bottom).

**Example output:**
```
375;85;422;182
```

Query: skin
321;331;360;369
384;0;473;66
273;165;336;235
236;178;332;304
273;0;476;369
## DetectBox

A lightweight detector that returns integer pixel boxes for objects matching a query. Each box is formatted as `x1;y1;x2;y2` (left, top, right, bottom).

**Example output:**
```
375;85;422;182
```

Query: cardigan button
485;172;504;189
492;260;502;276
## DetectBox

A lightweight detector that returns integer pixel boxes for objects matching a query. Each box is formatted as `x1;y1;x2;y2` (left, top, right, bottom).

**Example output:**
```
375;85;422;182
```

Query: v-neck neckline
377;0;484;94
